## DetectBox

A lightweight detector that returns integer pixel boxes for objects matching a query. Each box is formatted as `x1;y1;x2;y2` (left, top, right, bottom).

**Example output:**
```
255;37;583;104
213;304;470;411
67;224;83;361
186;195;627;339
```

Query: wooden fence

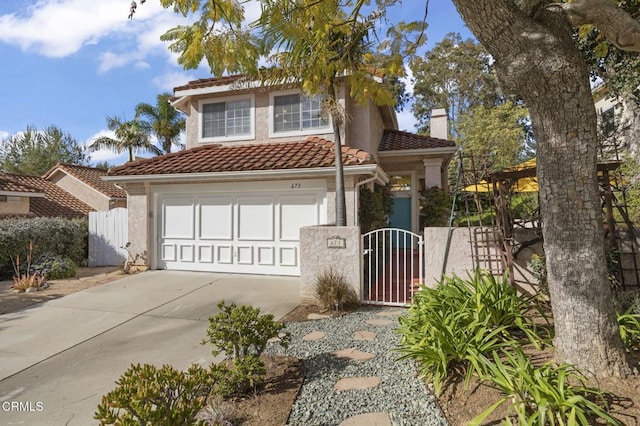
88;208;128;267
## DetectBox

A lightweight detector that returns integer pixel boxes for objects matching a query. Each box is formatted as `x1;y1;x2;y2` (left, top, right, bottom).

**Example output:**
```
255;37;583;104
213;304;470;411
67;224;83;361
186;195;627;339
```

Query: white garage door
155;181;326;276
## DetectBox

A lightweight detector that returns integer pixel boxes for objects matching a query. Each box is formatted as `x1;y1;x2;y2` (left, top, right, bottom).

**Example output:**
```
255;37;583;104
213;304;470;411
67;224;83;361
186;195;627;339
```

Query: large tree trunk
452;0;630;376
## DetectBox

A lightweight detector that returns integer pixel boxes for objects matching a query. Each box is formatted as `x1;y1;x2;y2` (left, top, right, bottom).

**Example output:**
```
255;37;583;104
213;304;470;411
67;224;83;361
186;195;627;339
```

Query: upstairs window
273;93;330;134
200;96;253;142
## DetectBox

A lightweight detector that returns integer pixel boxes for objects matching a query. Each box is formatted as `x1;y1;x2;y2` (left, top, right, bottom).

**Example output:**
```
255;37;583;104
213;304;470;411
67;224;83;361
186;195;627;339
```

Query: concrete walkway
0;271;300;425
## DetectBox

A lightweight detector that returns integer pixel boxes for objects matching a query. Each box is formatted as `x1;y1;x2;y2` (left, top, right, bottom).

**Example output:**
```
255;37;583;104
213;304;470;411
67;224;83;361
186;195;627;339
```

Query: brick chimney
430;108;448;140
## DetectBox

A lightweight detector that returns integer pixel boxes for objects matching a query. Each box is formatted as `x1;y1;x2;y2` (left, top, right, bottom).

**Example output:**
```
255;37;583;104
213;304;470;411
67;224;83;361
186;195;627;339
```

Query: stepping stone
334;348;375;362
339;413;392;426
307;313;331;320
334;376;380;391
377;310;405;317
302;331;326;341
353;330;377;341
366;318;394;327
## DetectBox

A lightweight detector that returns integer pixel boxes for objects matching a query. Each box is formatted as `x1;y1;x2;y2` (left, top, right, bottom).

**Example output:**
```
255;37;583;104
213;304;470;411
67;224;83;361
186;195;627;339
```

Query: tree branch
548;0;640;52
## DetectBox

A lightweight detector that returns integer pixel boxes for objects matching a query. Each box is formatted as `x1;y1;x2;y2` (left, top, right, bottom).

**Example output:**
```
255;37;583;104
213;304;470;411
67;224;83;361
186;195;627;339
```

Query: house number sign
326;235;346;249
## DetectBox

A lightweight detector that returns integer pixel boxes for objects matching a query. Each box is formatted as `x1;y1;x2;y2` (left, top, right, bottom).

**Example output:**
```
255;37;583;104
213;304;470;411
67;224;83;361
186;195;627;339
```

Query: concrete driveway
0;271;300;425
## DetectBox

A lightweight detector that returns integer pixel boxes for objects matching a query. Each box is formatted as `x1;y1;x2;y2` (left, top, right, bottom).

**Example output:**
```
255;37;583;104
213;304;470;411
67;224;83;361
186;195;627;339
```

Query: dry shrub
314;269;359;311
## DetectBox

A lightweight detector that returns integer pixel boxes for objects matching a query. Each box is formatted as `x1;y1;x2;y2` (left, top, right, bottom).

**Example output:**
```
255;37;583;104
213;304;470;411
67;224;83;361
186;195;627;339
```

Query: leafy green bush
397;270;548;395
30;254;77;280
95;363;224;426
202;302;290;398
359;183;393;234
314;268;359;311
202;301;290;360
218;355;266;397
471;349;620;426
420;187;452;226
617;307;640;351
0;217;87;279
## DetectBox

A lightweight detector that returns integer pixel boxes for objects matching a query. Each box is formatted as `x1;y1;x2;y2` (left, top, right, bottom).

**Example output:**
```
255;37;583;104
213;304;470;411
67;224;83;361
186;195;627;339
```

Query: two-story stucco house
105;76;456;276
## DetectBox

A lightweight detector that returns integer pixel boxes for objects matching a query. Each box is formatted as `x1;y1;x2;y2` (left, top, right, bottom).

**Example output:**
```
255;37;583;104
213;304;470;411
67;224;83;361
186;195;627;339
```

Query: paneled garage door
156;182;326;276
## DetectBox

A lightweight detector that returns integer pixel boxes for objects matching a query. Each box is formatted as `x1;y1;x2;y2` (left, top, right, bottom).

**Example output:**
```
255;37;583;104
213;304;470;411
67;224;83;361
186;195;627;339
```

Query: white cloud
0;130;9;140
152;70;199;92
0;0;167;57
397;66;418;132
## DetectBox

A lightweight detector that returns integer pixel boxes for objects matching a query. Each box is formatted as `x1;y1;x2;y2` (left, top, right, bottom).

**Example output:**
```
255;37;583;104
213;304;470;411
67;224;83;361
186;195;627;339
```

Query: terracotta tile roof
1;173;94;218
44;163;127;199
174;75;249;93
0;176;43;195
379;129;456;151
108;137;373;177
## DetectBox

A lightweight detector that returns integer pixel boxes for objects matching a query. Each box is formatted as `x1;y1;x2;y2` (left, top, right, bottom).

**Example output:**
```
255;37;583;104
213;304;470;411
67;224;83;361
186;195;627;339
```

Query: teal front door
390;197;412;247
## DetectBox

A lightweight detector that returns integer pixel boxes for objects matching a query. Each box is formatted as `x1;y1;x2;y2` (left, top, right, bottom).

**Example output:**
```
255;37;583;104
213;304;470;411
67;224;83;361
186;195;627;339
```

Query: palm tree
89;115;163;162
135;93;186;154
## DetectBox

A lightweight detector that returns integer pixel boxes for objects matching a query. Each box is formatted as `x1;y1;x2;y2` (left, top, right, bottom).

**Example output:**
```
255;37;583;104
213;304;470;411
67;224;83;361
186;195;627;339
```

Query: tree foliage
89;115;162;162
458;101;530;173
0;125;90;176
135;93;186;154
411;33;501;138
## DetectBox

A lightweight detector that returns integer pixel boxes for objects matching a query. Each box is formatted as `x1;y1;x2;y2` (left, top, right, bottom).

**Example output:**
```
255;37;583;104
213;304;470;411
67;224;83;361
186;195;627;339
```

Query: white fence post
88;208;128;267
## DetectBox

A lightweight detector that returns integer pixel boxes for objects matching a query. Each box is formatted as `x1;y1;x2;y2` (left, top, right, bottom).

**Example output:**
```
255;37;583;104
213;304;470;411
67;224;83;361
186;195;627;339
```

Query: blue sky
0;0;472;167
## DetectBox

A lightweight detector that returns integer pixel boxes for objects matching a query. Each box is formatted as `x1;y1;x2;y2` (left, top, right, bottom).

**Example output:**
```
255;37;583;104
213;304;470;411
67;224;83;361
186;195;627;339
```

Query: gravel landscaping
264;306;448;426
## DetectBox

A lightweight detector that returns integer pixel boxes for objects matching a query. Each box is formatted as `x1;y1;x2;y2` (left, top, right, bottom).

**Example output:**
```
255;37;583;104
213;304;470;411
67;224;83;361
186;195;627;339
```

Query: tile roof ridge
305;136;372;164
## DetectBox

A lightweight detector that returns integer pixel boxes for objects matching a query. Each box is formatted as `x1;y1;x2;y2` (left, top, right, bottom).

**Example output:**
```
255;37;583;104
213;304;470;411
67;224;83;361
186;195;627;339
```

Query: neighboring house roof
43;163;127;199
0;175;44;197
174;75;249;93
378;130;456;151
108;137;373;177
1;173;94;218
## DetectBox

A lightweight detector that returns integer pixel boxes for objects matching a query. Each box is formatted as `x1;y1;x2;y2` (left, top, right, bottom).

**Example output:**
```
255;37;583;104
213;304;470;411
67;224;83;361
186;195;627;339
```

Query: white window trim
198;94;255;144
268;89;332;138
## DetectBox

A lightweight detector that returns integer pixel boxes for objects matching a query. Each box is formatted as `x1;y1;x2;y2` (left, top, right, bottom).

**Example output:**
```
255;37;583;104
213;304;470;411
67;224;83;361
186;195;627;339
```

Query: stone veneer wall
300;226;361;303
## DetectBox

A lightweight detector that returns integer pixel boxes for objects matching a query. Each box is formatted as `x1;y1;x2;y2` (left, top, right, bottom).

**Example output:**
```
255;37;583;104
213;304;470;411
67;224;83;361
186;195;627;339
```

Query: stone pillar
423;158;444;189
300;226;361;303
123;183;150;268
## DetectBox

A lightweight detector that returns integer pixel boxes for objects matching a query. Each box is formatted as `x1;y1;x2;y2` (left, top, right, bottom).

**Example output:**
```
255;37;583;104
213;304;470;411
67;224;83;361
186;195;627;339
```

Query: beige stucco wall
0;196;30;215
123;183;149;266
343;95;388;156
424;226;538;293
181;84;387;153
299;225;361;303
184;90;337;149
325;175;359;226
50;173;110;211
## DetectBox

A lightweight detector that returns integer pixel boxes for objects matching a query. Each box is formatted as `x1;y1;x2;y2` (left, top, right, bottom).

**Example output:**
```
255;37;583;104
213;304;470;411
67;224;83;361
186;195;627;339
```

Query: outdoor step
353;330;377;341
307;313;331;320
365;318;394;327
334;348;375;362
334;376;381;391
302;331;326;341
339;412;392;426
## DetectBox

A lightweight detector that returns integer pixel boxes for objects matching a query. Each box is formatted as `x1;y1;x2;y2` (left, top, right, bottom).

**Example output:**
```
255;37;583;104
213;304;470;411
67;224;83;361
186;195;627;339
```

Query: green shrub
397;270;549;395
314;268;359;311
0;217;87;279
471;349;621;426
202;301;290;360
30;254;77;280
95;363;224;426
617;307;640;351
420;187;452;226
218;355;266;397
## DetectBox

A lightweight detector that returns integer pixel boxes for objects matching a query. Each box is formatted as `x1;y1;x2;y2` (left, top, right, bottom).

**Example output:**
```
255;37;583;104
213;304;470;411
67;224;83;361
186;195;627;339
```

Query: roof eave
0;191;45;198
377;146;458;157
103;164;381;184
